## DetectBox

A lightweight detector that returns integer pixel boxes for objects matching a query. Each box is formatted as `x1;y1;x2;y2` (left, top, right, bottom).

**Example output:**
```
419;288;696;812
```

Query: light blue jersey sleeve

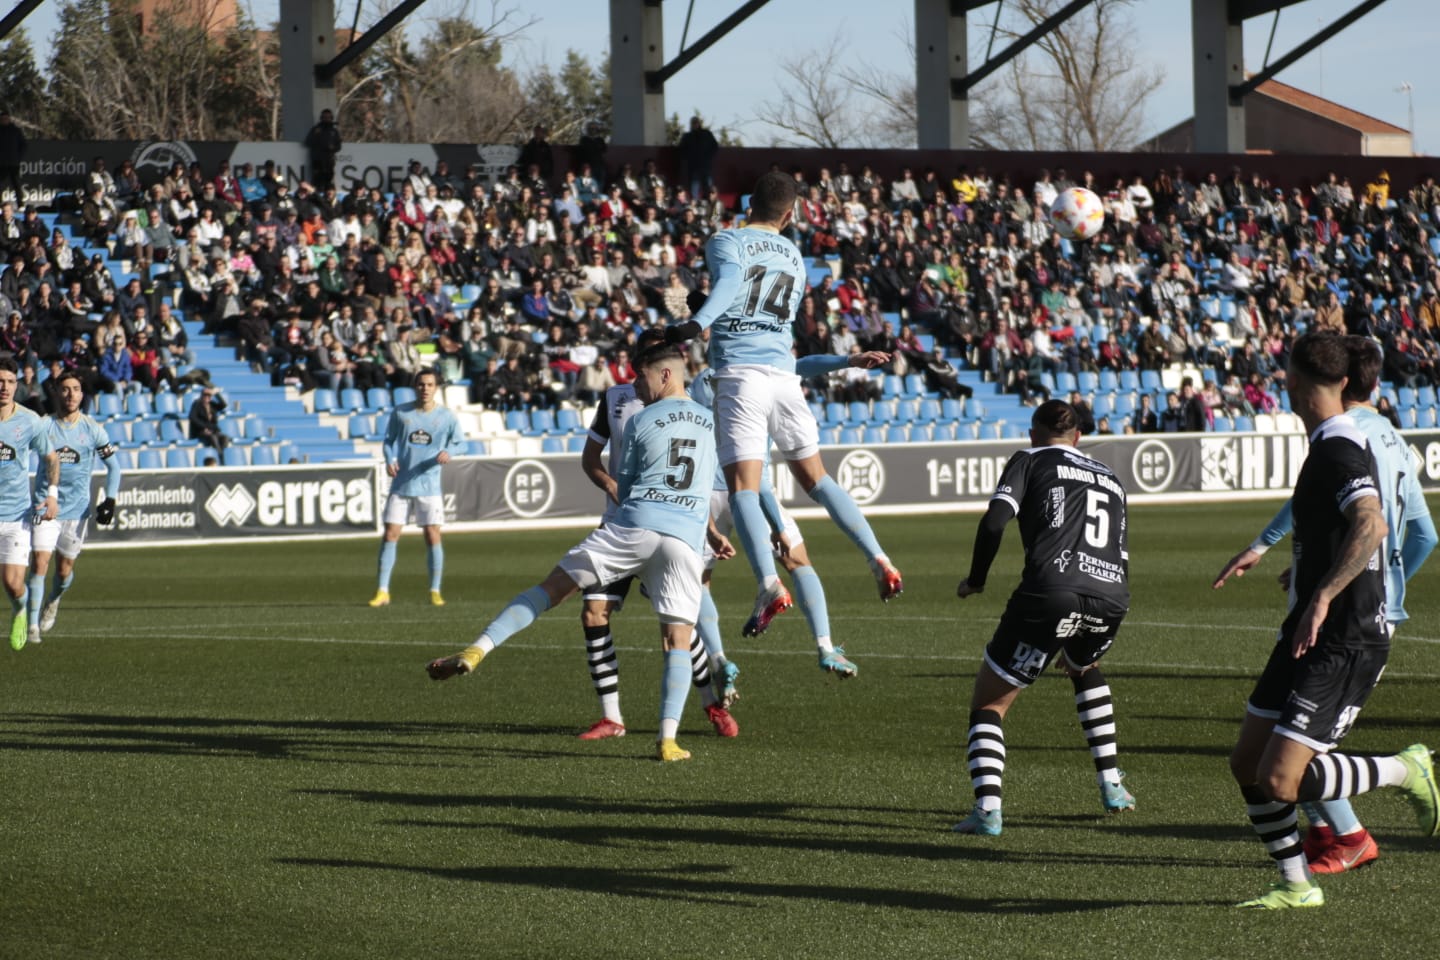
1254;501;1293;549
694;228;805;373
613;396;717;555
795;355;849;378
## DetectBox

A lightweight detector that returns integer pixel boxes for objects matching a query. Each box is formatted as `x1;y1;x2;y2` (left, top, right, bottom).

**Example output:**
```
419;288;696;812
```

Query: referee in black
953;399;1134;836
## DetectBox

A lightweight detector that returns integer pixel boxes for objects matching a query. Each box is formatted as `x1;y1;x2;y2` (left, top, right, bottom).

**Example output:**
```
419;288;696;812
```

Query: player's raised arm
1214;500;1292;589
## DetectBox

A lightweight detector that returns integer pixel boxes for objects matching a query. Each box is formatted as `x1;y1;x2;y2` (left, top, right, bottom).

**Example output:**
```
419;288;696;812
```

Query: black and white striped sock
1297;752;1407;800
690;633;718;707
967;709;1005;812
1072;668;1121;786
583;624;622;723
1242;784;1310;883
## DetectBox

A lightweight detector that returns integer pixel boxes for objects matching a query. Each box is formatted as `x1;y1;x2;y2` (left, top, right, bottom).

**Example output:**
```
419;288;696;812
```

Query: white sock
1375;754;1409;787
815;635;834;654
473;637;495;656
660;718;679;740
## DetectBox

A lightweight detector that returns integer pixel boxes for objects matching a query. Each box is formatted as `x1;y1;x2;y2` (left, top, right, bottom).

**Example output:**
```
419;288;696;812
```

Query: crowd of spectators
3;124;1439;439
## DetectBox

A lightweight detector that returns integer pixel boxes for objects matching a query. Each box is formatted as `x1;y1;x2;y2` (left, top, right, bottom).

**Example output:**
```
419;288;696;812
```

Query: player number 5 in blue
741;265;796;322
666;438;697;490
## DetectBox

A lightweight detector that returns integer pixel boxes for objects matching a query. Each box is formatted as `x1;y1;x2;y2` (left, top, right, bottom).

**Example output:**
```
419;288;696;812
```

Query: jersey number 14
742;266;796;322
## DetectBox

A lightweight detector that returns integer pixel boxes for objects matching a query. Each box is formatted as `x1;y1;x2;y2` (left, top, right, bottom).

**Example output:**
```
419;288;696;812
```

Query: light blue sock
659;648;691;739
26;573;43;623
48;571;74;605
1315;799;1362;836
696;589;725;662
377;541;397;591
729;489;778;584
790;565;832;646
479;585;552;650
427;543;443;592
1300;801;1326;828
808;475;884;562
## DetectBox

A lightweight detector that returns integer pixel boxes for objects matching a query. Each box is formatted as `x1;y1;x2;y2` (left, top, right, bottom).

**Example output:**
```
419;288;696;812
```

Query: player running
29;372;123;642
689;349;891;682
0;358;57;650
952;400;1134;836
1215;335;1437;882
370;369;467;608
427;344;733;762
576;329;738;741
1223;333;1437;910
665;171;902;635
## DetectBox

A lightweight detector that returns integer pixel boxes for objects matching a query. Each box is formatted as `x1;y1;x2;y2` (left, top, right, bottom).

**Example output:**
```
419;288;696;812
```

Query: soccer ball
1049;187;1105;241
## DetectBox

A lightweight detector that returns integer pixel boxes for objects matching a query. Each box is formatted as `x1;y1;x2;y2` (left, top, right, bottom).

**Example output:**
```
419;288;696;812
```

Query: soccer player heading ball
664;172;902;633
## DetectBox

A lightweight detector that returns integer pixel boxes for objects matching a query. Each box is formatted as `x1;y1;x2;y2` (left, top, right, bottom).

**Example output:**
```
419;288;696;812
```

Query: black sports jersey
1283;414;1387;649
990;444;1129;605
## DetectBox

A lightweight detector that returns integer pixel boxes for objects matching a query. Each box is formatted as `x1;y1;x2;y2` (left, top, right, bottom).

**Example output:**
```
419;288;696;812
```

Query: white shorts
0;520;31;567
704;489;803;570
558;524;703;624
714;365;819;466
31;518;88;560
382;493;445;528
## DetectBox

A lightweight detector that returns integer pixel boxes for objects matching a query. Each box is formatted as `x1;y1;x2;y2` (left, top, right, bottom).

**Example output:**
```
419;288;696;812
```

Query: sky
15;0;1440;152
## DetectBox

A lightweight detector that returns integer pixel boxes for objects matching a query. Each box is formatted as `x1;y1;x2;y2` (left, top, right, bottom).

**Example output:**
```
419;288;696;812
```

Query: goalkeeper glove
95;497;117;526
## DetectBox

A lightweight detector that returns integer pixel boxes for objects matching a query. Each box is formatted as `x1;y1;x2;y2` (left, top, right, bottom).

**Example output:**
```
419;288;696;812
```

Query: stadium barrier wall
83;430;1440;547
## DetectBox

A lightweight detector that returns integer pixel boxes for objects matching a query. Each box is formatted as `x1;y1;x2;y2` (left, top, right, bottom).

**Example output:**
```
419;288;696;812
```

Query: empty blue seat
911;424;934;442
219;419;245;440
1115;393;1138;416
1094;393;1117;416
556;408;582;432
158;419;186;443
529;409;555;434
885;425;909;444
824;402;845;426
862;426;885;444
1212;417;1234;433
871;400;897;423
892;399;918;424
845;401;869;426
250;445;279;465
136;449;163;470
243;416;266;440
165;447;193;469
838;427;861;445
504;410;528;432
939;398;963;421
366;388;392;409
932;422;958;441
125;393;152;416
902;374;925;398
818;426;841;445
311;388;337;413
1118;370;1139;391
541;437;565;453
155;393;182;416
221;445;249;466
340;388;366;411
1098;370;1118;392
1140;370;1162;392
1234;415;1255;432
130;421;159;443
392;387;417;405
97;394;122;418
349;415;374;439
1057;372;1078;394
1398;386;1418;409
1416;386;1438;409
917;399;941;423
565;435;586;452
882;375;902;399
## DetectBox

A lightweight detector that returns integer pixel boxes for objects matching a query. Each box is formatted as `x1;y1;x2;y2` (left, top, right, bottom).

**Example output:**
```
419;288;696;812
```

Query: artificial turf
2;502;1437;959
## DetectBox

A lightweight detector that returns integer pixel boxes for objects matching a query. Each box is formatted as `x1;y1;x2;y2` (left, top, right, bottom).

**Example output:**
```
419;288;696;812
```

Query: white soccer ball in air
1049;186;1106;241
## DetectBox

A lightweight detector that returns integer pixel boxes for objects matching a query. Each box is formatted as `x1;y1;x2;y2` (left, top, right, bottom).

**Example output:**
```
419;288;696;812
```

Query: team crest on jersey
0;442;16;462
56;446;80;465
408;429;433;445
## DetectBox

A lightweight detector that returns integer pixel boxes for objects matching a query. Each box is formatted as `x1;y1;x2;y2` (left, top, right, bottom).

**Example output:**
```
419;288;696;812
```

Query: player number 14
741;266;796;322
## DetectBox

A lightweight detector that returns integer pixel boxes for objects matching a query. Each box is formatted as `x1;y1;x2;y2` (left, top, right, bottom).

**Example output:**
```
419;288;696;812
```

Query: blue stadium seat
1118;370;1139;392
158;419;186;443
1077;372;1098;393
917;399;941;424
366;388;392;409
165;447;193;469
136;449;163;470
1115;393;1138;416
871;400;897;423
130;421;159;444
1233;415;1255;432
311;388;337;413
339;388;366;412
125;393;152;417
529;410;555;435
882;375;902;399
556;408;582;432
1098;370;1118;392
818;426;841;445
885;425;909;444
222;445;249;466
1202;368;1218;385
1094;393;1117;416
467;440;488;456
838;428;861;445
1056;371;1078;395
504;410;528;432
1420;407;1439;428
219;419;245;441
932;422;958;441
392;387;417;405
1398;386;1418;409
565;435;586;452
910;424;934;442
1139;370;1162;392
250;445;279;466
97;394;122;418
862;426;885;444
892;399;918;424
155;393;182;417
902;374;925;398
243;416;267;440
541;437;565;453
845;401;869;426
1415;386;1437;409
349;415;374;439
939;398;963;421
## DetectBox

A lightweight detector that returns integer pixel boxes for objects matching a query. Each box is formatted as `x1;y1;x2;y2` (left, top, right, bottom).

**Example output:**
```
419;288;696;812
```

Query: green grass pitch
2;501;1438;959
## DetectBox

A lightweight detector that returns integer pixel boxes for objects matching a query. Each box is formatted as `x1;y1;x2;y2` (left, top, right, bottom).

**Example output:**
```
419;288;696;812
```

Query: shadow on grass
0;713;634;763
280;857;1215;912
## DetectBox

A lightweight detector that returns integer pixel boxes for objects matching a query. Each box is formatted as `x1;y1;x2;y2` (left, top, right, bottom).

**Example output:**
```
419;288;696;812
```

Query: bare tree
753;34;868;149
969;0;1165;151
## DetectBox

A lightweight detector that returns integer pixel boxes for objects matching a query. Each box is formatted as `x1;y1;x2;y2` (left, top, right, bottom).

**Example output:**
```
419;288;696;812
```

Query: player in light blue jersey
370;369;467;607
0;358;58;651
689;349;891;685
427;345;734;762
29;372;123;643
1214;336;1437;878
573;332;739;741
665;173;902;634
